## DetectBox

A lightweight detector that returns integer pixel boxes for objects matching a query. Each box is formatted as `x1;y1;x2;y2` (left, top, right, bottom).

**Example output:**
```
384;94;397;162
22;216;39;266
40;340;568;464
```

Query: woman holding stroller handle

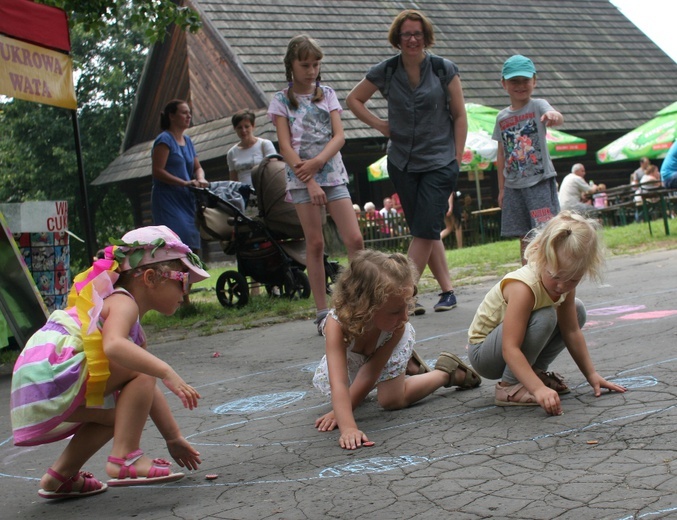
151;99;208;256
268;35;363;335
228;109;277;187
346;9;468;315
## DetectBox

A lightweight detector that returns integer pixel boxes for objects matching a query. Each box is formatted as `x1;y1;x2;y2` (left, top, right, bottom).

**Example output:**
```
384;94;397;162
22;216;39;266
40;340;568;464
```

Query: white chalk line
162;402;677;489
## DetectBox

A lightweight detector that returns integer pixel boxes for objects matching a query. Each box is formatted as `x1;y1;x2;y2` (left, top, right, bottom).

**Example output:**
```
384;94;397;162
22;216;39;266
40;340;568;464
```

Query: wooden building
95;0;677;224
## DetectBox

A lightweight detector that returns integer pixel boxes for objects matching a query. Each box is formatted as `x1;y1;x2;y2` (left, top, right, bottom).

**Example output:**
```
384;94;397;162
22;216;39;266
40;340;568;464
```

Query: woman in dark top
347;10;467;315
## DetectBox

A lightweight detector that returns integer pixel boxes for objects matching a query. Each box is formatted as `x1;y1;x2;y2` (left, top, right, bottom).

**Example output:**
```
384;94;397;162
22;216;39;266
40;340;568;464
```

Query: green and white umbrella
368;102;587;181
461;103;588;167
596;101;677;164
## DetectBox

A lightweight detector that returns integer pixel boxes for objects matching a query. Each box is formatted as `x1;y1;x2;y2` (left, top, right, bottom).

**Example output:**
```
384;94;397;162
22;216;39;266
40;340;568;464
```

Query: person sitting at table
634;165;662;222
630;157;651;184
379;197;399;237
363;202;381;239
558;163;599;215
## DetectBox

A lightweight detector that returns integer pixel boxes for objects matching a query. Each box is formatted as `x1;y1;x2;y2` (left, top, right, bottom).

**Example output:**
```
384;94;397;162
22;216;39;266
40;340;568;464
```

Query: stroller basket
237;240;290;286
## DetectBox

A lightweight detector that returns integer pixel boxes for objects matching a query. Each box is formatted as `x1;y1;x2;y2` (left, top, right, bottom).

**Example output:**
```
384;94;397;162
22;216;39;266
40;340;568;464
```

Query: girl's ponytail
312;76;324;104
285;65;299;110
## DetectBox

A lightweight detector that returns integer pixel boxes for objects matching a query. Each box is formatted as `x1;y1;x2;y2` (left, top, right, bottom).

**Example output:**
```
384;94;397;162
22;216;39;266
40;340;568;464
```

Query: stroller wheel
282;269;311;300
216;271;249;308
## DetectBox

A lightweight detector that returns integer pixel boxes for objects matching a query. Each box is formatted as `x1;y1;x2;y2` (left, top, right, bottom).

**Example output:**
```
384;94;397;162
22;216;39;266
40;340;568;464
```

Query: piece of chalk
205;474;218;480
363;441;375;447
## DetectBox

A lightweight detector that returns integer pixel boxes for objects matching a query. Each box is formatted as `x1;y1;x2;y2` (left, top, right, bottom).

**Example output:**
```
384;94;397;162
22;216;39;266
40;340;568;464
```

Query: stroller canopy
251;156;305;240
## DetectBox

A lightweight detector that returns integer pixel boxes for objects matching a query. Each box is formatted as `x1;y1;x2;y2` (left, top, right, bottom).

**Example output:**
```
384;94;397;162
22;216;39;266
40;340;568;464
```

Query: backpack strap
383;55;400;99
383;54;447;102
430;55;446;84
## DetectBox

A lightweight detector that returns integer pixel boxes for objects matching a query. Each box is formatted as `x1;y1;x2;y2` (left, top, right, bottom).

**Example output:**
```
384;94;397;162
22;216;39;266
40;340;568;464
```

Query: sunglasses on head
135;269;191;294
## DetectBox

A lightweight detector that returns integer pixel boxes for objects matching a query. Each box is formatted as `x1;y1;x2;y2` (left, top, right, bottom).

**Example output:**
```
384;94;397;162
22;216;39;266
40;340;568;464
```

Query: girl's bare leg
377;368;471;410
327;198;364;259
294;203;328;311
39;422;114;492
105;372;159;478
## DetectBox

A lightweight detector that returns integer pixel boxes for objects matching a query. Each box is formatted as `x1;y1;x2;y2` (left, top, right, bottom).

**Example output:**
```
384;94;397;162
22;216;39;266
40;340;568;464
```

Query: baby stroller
252;154;340;292
193;155;339;307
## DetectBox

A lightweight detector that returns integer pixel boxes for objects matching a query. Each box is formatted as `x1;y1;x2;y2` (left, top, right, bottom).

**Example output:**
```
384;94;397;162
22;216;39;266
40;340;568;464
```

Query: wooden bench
591;200;636;227
471;207;501;244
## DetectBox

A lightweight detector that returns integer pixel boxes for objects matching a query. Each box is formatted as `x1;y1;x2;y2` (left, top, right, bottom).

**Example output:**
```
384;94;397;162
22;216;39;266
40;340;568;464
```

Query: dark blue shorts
387;160;459;240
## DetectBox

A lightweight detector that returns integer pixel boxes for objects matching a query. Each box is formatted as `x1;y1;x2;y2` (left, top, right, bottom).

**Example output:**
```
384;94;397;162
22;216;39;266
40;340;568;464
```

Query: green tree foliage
0;5;160;268
40;0;202;42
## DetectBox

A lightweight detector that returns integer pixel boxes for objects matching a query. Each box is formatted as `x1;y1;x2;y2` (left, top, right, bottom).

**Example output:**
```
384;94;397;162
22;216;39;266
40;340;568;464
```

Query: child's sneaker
314;314;328;336
409;298;426;316
433;290;457;312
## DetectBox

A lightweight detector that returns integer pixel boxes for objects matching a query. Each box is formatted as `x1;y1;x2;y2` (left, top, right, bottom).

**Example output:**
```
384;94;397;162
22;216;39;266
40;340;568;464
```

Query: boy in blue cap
492;54;564;264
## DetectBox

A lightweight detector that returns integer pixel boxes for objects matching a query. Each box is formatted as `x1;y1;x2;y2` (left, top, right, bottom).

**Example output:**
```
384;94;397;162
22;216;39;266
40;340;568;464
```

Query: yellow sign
0;34;76;110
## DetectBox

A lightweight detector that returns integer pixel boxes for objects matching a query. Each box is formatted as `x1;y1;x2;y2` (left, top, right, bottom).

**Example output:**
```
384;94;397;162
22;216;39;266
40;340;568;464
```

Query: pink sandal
106;449;184;487
494;382;539;406
38;468;107;499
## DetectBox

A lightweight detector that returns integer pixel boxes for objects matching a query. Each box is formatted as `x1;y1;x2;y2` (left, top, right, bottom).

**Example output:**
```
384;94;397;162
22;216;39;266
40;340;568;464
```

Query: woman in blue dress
151;99;208;254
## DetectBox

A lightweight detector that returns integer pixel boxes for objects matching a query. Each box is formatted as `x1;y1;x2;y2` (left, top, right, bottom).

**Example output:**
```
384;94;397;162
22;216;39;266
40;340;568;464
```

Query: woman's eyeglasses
400;31;424;41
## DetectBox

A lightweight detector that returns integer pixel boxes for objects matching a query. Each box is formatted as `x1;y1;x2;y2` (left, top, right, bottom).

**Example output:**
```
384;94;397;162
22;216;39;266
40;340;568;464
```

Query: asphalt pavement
1;248;676;520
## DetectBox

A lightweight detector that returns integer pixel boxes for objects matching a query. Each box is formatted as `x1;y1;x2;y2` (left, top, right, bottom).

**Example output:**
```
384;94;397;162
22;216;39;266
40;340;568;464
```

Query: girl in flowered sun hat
10;225;209;499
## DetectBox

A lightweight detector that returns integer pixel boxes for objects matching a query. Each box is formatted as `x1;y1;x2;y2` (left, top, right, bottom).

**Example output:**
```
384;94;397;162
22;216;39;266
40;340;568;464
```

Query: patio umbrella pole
472;169;486;243
473;169;482;211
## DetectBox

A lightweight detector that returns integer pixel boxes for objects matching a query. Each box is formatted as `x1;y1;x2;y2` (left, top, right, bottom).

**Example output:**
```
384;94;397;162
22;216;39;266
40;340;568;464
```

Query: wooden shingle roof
95;0;677;185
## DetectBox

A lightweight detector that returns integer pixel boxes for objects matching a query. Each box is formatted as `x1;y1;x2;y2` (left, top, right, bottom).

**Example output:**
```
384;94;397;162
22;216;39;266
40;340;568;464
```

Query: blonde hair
333;250;417;342
524;211;605;284
387;9;435;49
284;34;324;109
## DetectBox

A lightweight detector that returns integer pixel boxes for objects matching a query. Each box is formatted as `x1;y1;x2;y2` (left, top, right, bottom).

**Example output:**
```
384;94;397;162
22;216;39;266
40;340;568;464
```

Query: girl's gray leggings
468;298;586;384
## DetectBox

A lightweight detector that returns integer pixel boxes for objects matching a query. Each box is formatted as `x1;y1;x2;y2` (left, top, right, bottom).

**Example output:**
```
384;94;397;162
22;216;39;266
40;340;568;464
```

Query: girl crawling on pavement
313;250;481;449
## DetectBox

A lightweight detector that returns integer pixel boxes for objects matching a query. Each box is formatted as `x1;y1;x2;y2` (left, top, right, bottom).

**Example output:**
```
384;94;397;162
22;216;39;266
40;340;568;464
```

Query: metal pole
71;109;96;261
473;170;485;243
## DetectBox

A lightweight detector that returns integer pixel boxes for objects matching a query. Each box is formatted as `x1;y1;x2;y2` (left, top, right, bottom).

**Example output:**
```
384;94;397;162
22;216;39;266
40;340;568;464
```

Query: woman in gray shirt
347;9;467;314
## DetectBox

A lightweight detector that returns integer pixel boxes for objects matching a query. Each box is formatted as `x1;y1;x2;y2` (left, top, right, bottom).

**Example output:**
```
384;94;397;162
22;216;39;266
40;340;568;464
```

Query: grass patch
144;220;677;335
3;220;676;359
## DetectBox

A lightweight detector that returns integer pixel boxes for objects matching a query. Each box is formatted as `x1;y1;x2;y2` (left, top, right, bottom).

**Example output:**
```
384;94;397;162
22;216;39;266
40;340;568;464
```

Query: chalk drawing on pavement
607;376;658;389
619;310;677;320
583;320;615;330
319;455;429;478
167;403;677;490
588;305;646;316
213;391;306;414
301;363;319;373
615;504;677;520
